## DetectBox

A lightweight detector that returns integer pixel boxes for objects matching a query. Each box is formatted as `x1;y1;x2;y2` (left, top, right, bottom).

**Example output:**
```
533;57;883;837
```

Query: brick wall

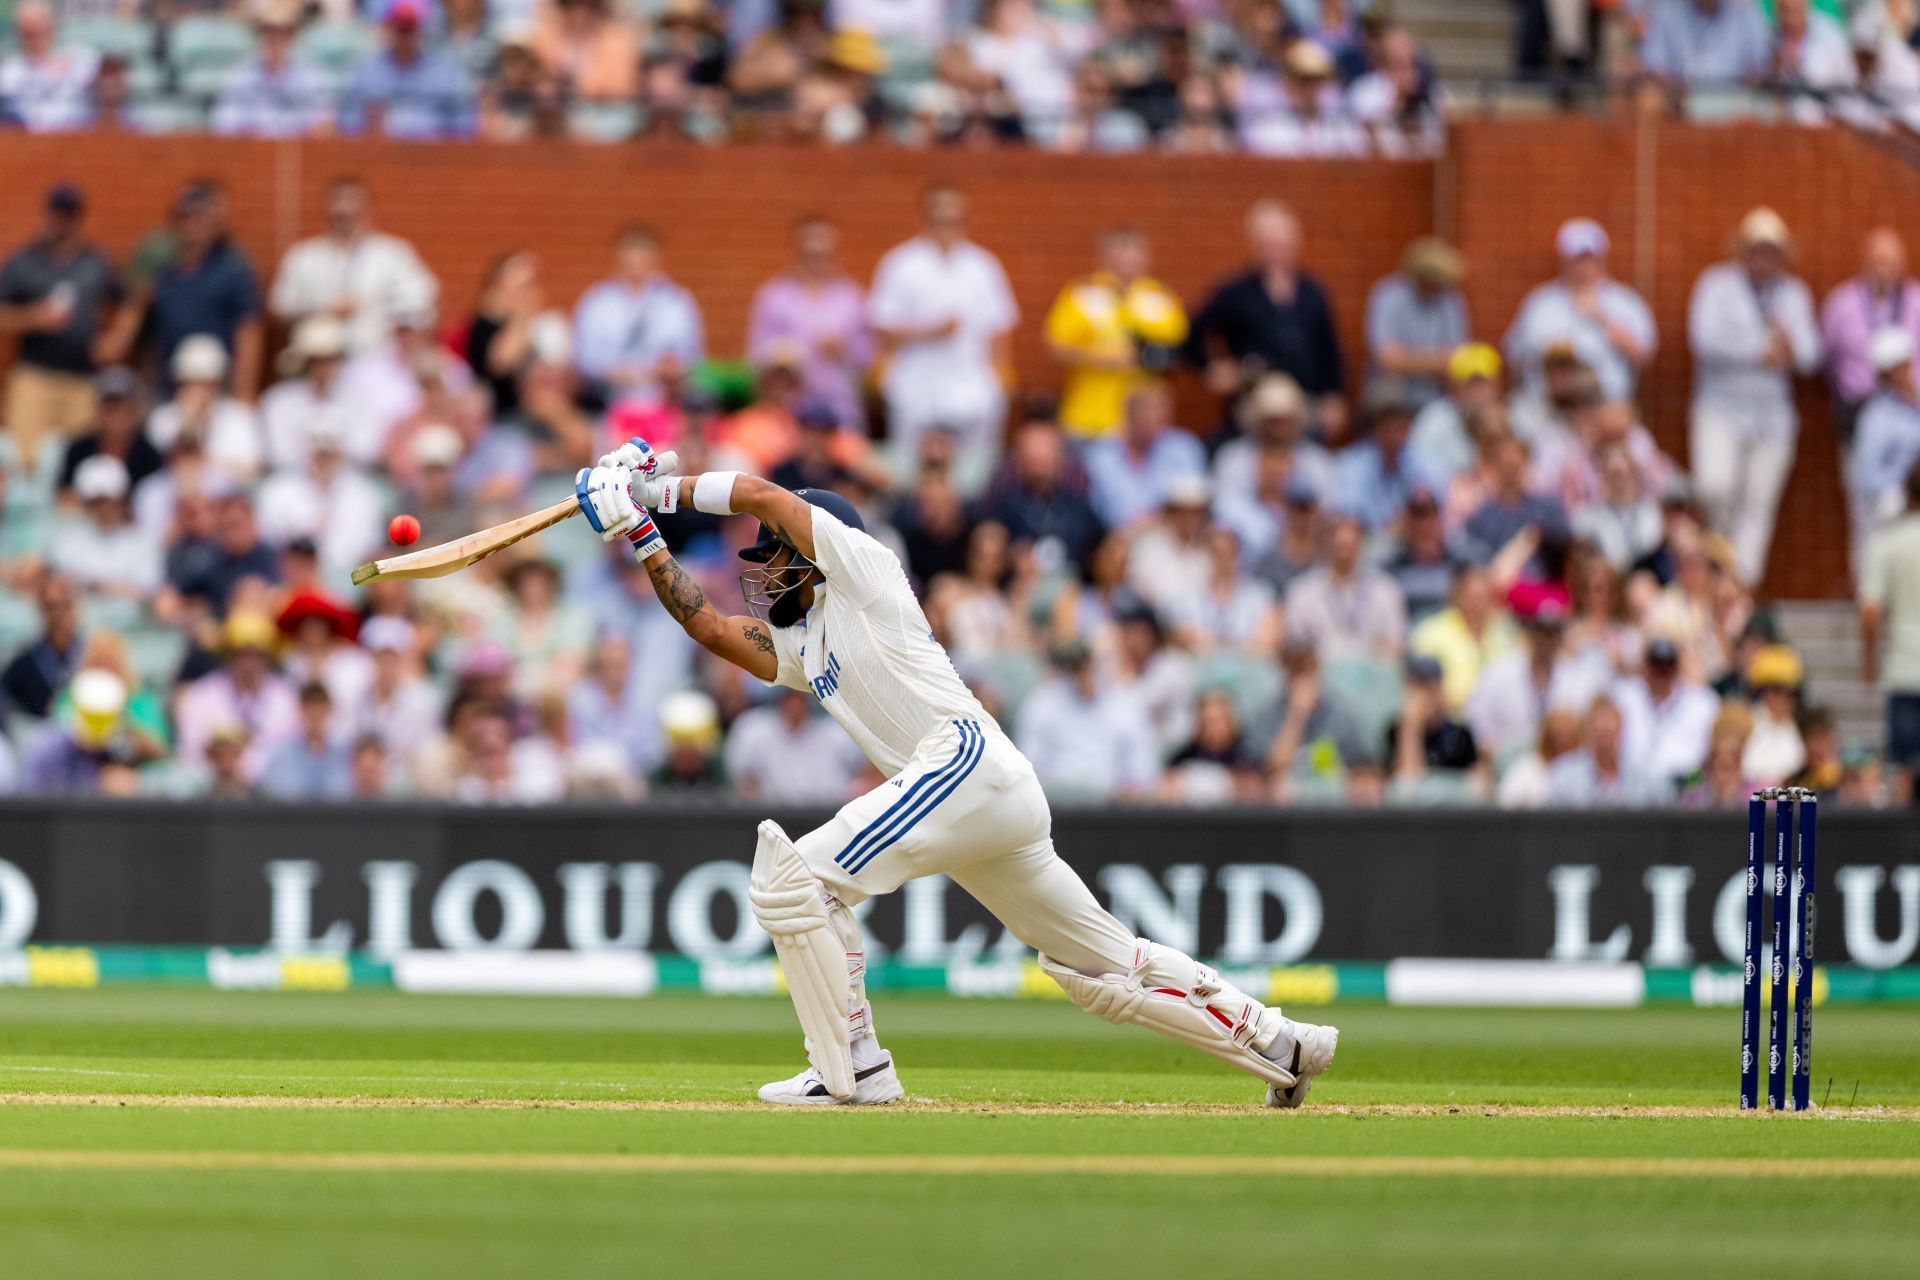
0;123;1908;597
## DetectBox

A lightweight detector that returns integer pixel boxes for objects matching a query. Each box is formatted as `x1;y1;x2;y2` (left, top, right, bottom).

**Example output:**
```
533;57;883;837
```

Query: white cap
171;334;229;384
306;406;349;451
74;453;130;501
360;615;417;653
1555;218;1610;261
1870;325;1914;373
410;423;464;468
1163;473;1214;509
277;315;348;374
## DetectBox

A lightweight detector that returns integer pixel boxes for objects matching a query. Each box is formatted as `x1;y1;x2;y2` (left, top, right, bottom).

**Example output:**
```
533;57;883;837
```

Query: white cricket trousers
1688;401;1797;586
788;719;1241;1011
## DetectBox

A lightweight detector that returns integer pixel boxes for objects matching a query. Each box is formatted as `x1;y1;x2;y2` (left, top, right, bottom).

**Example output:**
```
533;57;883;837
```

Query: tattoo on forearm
742;622;774;654
648;555;708;625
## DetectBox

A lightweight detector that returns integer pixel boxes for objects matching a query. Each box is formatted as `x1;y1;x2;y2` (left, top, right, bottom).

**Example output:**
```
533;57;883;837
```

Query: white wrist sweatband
691;471;741;516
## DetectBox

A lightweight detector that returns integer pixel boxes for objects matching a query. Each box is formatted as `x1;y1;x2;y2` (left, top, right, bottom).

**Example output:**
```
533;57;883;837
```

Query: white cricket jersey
767;509;997;777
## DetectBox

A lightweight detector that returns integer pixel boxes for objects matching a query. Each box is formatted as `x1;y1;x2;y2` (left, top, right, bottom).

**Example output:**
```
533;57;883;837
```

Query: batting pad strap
691;471;741;516
1038;941;1296;1090
749;820;856;1099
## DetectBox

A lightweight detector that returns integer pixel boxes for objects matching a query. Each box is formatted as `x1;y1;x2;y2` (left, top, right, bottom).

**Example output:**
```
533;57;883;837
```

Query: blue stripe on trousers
834;721;978;872
844;723;985;876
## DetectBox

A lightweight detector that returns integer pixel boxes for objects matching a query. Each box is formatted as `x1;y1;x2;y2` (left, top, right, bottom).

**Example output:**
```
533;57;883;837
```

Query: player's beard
769;583;808;629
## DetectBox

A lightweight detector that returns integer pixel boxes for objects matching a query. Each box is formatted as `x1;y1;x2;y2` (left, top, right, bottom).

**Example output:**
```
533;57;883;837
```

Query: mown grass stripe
1;1151;1917;1178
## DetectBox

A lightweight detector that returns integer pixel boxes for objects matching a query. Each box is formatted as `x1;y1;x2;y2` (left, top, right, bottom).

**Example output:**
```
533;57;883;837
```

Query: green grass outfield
1;989;1917;1279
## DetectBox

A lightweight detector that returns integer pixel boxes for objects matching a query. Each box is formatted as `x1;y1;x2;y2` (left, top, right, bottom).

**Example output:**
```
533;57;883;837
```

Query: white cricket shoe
1263;1018;1339;1109
757;1057;904;1106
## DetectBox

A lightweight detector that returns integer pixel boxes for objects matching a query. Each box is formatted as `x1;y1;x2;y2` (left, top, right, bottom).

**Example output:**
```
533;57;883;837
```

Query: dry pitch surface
1;990;1916;1279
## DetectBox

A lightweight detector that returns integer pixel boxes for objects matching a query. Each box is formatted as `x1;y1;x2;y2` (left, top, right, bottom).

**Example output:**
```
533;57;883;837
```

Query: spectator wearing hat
1125;473;1216;613
1242;39;1368;158
1333;377;1425;530
344;1;476;138
747;214;872;431
350;615;442;782
1741;643;1807;786
573;224;704;413
50;454;160;602
1388;653;1483;790
256;410;384;582
278;587;372;719
1465;600;1609;767
212;1;335;139
1190;200;1345;441
1084;382;1206;530
56;369;162;506
1245;478;1323;598
1096;596;1193;756
1639;0;1773;91
175;611;300;781
145;336;265;485
1043;225;1189;442
0;2;97;133
1015;636;1158;801
1284;509;1406;662
1504;218;1656;405
259;682;353;800
1845;328;1920;578
650;690;728;795
19;667;143;796
1213;372;1336;508
1215;427;1309;565
868;185;1018;490
1688;206;1822;585
271;177;440;358
141;185;264;402
0;569;80;718
1406;342;1503;492
0;183;122;472
1611;634;1721;788
1860;459;1920;804
1822;228;1920;448
1545;694;1669;807
1508;342;1602;449
1364;238;1469;411
261;317;362;470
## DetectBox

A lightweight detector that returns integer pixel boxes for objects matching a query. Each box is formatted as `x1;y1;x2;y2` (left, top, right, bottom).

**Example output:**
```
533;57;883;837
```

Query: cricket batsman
576;440;1337;1107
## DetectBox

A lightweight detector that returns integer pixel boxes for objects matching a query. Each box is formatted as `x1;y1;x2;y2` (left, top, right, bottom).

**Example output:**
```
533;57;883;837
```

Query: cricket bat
350;499;581;586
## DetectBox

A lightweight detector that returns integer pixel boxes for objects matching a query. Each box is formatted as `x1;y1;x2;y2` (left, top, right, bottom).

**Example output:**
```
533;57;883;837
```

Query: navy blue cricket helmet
738;487;865;564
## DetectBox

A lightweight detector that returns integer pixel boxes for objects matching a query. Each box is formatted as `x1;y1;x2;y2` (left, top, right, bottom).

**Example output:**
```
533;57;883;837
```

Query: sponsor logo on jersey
810;651;842;701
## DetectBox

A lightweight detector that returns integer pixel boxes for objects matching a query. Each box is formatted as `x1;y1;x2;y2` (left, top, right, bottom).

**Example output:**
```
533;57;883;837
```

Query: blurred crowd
0;0;1447;154
1522;1;1920;128
6;2;1920;148
2;170;1919;810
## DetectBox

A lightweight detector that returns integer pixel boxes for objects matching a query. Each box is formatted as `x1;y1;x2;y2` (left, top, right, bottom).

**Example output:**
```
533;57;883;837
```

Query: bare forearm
644;548;719;636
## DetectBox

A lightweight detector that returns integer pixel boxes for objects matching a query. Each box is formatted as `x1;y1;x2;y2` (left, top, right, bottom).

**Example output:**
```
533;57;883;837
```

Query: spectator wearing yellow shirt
1044;226;1189;441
